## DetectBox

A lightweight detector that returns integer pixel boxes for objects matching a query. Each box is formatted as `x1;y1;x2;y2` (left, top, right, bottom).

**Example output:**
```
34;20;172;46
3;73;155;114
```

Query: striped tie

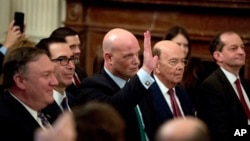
37;111;51;128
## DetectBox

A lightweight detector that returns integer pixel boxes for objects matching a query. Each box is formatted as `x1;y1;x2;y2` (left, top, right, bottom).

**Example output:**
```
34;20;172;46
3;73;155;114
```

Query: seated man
150;40;194;129
49;27;87;95
77;28;158;141
0;47;58;140
36;38;78;123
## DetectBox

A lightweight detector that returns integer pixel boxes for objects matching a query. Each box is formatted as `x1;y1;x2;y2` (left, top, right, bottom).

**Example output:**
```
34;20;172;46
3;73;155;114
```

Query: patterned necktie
235;79;250;119
37;111;51;128
61;97;70;111
73;73;80;87
168;89;182;117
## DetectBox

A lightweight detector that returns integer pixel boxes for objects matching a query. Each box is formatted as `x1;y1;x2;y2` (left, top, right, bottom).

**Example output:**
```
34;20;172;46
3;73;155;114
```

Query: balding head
153;40;182;59
102;28;139;53
156;117;210;141
153;40;186;88
102;28;140;80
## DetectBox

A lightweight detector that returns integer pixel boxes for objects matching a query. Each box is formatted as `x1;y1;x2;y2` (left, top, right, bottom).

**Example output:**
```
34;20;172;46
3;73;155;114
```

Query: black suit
0;91;41;141
66;65;87;96
0;51;5;94
196;68;250;141
42;91;77;124
77;68;157;141
149;82;194;129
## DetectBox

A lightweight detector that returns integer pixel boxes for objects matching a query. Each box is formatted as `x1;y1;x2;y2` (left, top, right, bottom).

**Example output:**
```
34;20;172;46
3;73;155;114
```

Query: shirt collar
104;67;127;88
9;91;38;121
153;74;173;94
220;67;239;84
53;89;67;106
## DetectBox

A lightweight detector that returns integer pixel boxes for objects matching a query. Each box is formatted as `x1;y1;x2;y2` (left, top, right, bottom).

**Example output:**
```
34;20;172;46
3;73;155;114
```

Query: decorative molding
88;0;250;9
66;0;250;79
67;3;82;21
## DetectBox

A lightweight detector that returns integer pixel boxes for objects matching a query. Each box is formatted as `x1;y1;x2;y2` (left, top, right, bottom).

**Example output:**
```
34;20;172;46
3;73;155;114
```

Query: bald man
150;40;194;130
77;28;158;141
156;117;210;141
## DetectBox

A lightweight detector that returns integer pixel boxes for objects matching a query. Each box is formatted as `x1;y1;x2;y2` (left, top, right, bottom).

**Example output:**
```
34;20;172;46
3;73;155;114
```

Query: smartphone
14;12;25;33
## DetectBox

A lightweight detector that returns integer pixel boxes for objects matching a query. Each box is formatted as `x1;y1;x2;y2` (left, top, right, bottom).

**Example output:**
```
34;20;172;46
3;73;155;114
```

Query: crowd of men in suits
0;20;249;141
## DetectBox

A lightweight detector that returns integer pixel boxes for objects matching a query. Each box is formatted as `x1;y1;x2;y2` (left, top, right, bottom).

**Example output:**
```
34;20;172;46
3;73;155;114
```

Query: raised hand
141;30;158;74
3;20;25;48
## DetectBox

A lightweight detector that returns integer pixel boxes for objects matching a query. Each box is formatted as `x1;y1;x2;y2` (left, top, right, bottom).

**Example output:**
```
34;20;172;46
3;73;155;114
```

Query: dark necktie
235;79;250;119
135;106;147;141
61;97;70;111
168;89;182;117
73;73;80;87
37;111;51;128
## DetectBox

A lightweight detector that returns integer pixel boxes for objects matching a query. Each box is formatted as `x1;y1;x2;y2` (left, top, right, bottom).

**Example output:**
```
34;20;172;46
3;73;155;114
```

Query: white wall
0;0;66;43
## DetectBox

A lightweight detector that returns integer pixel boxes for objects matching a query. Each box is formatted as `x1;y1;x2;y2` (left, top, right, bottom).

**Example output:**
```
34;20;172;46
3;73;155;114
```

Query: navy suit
66;65;87;96
0;50;5;94
77;68;157;141
42;91;77;124
149;81;194;129
196;68;250;141
0;91;42;141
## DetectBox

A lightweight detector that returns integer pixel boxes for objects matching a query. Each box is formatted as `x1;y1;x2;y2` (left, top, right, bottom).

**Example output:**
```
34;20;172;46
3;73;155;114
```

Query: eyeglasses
168;59;188;67
51;56;76;66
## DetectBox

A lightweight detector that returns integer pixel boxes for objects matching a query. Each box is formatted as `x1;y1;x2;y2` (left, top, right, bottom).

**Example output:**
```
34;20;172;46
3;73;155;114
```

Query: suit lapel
241;79;250;101
42;101;62;124
175;85;192;115
149;82;173;117
101;68;121;92
3;91;41;129
215;68;242;105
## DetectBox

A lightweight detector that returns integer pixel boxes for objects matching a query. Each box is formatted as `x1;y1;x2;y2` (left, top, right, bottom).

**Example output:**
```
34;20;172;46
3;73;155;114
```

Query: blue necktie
37;111;50;128
61;97;69;111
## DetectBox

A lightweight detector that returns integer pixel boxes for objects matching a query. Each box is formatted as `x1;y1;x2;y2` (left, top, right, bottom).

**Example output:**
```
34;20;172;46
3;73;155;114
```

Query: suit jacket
0;91;42;141
0;51;4;94
66;65;87;96
149;81;194;129
42;91;77;124
0;50;4;75
196;68;250;141
77;68;157;141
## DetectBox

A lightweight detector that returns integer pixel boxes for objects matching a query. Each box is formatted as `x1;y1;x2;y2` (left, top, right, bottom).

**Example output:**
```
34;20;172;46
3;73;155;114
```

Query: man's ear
213;51;222;62
13;74;26;90
154;61;161;74
104;52;112;63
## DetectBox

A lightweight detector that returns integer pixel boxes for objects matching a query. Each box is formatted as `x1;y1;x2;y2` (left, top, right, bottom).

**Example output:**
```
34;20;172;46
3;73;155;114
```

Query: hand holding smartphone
14;12;25;33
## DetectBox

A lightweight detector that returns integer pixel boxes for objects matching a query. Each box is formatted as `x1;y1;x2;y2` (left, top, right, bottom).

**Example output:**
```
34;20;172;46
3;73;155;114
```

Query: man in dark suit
0;47;58;141
150;40;194;129
196;31;250;141
36;38;78;124
49;27;87;96
77;28;158;141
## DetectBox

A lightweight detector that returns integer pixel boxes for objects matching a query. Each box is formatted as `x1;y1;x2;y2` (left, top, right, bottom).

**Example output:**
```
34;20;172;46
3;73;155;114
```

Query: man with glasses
49;27;87;96
36;37;78;124
150;40;194;130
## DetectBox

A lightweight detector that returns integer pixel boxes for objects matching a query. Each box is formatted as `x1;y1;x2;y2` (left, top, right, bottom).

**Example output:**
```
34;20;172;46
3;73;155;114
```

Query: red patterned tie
168;89;182;117
235;79;250;119
73;73;80;87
